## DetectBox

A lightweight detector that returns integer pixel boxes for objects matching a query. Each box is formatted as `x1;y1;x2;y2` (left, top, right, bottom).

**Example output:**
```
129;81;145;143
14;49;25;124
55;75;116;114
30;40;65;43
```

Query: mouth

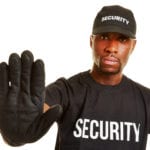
102;56;119;65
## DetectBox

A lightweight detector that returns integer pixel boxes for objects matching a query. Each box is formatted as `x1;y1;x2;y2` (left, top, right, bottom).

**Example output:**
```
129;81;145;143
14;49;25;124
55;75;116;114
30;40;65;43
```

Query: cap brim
93;26;136;39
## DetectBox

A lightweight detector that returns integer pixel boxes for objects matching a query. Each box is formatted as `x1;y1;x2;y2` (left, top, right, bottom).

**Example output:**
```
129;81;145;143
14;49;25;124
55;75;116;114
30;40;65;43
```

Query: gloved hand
0;50;62;146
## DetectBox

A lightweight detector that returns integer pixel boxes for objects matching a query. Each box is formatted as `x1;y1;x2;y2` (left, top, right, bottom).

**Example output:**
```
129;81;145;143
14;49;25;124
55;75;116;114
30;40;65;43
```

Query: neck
90;67;123;86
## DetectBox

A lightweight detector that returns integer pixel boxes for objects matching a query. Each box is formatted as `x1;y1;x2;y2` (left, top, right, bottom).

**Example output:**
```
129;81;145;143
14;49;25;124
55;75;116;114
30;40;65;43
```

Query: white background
0;0;150;149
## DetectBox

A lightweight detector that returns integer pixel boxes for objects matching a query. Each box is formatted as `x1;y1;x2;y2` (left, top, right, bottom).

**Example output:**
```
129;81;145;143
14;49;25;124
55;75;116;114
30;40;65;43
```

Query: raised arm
0;50;62;146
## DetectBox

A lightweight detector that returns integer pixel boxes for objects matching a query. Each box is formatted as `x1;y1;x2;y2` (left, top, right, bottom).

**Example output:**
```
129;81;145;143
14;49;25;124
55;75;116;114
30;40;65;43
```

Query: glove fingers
31;59;45;106
0;62;9;100
21;51;34;95
9;53;21;100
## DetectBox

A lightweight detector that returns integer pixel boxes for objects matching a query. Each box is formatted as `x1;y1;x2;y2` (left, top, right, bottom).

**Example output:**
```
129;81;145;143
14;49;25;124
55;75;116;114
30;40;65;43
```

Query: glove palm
0;51;62;146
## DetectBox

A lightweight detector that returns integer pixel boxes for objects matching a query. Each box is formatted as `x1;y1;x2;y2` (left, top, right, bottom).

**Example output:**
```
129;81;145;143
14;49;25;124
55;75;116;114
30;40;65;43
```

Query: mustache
102;54;120;63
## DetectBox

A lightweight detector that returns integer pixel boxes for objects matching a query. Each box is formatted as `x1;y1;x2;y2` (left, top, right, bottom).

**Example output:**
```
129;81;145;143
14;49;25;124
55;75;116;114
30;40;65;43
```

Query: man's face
90;32;136;75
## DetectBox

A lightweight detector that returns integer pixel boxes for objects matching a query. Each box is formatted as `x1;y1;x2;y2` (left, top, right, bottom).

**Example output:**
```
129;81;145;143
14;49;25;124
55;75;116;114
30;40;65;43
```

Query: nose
104;40;118;54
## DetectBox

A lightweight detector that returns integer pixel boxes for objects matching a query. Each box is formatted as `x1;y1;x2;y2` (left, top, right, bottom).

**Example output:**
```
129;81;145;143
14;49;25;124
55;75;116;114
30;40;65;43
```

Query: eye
96;34;109;40
118;35;130;42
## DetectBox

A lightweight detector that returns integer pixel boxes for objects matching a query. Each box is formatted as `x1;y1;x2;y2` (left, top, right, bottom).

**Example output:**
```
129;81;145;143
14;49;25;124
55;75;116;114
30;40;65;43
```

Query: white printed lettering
110;121;119;141
101;16;129;25
73;118;140;143
100;121;109;140
133;123;140;142
90;120;99;139
124;122;132;141
82;119;90;138
73;118;83;137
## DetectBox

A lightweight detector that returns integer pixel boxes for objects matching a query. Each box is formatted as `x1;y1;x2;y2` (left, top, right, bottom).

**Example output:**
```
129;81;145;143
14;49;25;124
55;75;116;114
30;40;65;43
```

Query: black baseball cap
92;5;136;39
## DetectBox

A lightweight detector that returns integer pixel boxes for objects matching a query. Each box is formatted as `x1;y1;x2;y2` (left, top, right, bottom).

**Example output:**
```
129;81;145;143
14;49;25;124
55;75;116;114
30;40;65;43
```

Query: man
0;5;150;150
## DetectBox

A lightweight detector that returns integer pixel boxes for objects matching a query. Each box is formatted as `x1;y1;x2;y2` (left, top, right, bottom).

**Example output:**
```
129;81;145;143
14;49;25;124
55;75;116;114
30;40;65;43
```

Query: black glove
0;50;62;146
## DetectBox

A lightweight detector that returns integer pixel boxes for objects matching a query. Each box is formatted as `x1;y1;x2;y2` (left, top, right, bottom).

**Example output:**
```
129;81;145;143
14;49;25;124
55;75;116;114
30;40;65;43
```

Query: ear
130;39;137;54
90;35;94;48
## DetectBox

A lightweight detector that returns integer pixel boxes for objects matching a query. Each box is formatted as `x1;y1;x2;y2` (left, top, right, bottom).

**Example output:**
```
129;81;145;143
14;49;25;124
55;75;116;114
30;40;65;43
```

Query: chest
58;84;147;149
71;88;145;144
70;87;146;122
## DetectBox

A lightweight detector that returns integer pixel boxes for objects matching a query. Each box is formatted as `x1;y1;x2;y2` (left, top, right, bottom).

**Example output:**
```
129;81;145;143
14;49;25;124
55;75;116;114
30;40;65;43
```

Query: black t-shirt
45;71;150;150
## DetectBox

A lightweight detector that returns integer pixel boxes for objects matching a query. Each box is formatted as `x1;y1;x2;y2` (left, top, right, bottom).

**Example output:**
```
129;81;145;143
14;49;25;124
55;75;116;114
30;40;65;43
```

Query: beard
93;55;122;75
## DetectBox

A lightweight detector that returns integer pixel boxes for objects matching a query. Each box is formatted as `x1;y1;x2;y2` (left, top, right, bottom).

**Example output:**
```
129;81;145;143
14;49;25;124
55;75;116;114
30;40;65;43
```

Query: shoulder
46;70;90;90
45;71;90;108
68;70;90;84
124;75;150;96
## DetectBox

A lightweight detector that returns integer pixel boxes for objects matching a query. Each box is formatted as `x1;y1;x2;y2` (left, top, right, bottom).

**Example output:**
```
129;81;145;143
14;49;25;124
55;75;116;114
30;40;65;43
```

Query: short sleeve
142;87;150;133
146;93;150;133
45;77;69;112
138;84;150;133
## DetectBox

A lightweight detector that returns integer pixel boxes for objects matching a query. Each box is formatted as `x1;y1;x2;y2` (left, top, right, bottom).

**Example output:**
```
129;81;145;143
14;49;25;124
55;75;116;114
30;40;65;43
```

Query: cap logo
101;16;129;25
